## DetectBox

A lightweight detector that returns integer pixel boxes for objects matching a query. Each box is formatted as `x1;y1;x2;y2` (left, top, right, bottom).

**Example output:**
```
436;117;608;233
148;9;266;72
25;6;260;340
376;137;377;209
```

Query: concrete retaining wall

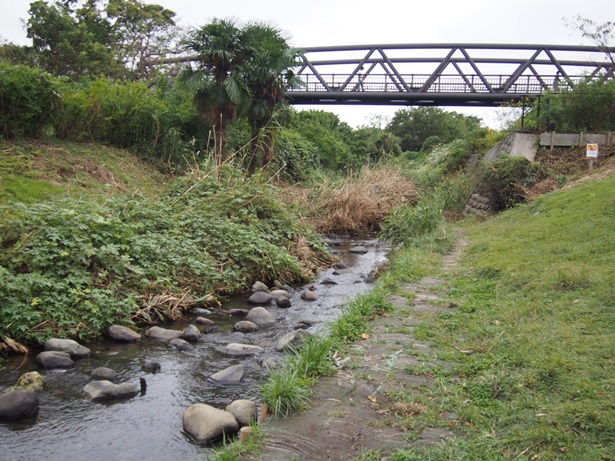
539;132;614;147
484;133;539;162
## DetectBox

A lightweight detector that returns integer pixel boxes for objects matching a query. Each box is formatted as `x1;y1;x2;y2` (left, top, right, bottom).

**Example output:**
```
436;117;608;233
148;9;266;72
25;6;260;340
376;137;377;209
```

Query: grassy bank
0;140;165;204
0;141;331;351
388;173;615;460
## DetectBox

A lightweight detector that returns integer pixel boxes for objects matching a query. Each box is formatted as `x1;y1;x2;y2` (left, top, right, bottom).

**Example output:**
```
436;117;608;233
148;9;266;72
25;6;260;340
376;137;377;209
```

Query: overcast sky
1;0;612;127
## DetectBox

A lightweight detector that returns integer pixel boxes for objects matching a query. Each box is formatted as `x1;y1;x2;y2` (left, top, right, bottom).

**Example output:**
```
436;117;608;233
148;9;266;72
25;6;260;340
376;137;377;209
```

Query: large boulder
170;338;194;352
246;307;276;327
83;380;139;400
301;290;320;301
182;324;202;343
182;403;239;443
269;289;290;299
36;351;74;369
224;343;264;356
210;365;244;383
0;390;39;420
349;245;368;254
234;321;259;333
247;292;273;305
108;325;141;342
275;329;312;352
145;326;183;341
14;371;44;393
44;338;90;359
91;367;119;381
251;281;269;293
225;400;257;427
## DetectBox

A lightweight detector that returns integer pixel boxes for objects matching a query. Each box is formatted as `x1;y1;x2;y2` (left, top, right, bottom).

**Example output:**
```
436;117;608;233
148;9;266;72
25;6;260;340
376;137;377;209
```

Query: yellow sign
586;143;599;158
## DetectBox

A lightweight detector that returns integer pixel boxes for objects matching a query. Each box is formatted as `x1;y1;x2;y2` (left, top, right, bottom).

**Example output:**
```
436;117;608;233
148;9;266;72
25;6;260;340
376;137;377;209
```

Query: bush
275;128;321;181
530;77;615;132
477;155;548;210
0;62;60;139
0;168;330;344
379;195;445;247
51;77;207;167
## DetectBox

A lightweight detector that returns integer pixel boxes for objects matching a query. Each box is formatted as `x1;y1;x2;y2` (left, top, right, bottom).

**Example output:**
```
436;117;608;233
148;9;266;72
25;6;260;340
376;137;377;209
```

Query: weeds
207;422;265;461
260;289;394;418
281;164;418;233
0;165;330;345
260;367;311;417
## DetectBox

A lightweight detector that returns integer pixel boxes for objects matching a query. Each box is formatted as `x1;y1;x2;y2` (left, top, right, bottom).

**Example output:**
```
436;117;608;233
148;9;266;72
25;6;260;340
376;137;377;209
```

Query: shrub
477;155;548;210
0;168;330;344
274;128;321;181
0;62;60;139
530;77;615;132
380;195;445;247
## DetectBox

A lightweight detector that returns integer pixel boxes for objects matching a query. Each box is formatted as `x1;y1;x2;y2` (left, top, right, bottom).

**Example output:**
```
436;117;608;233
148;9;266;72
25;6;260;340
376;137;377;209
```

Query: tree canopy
386;107;482;153
179;18;302;168
25;0;179;80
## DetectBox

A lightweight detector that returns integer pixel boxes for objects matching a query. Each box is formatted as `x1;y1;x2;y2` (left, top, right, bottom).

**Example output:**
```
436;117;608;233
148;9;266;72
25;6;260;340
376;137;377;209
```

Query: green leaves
0;170;328;344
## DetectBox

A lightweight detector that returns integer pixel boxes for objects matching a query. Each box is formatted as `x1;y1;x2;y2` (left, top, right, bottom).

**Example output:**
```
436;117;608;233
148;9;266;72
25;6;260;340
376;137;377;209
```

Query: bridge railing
288;74;579;95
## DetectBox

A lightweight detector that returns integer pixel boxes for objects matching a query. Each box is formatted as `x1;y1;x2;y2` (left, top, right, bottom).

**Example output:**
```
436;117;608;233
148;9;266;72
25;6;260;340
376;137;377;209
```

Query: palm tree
178;18;252;159
179;19;303;171
241;23;304;171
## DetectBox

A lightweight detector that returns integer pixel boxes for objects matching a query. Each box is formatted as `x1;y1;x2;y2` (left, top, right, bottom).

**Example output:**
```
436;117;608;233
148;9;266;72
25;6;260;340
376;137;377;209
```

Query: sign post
586;143;598;172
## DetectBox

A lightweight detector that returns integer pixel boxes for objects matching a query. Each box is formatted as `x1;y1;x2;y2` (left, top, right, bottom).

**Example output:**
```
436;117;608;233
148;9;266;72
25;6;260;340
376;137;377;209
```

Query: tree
106;0;178;80
25;0;178;80
241;23;303;170
292;110;355;170
565;15;614;71
27;0;121;79
179;18;253;159
351;126;402;164
179;19;302;169
386;107;481;153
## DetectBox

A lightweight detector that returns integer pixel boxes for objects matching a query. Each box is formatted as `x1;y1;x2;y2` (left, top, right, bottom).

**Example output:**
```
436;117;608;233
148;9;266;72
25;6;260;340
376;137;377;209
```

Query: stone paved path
248;235;468;460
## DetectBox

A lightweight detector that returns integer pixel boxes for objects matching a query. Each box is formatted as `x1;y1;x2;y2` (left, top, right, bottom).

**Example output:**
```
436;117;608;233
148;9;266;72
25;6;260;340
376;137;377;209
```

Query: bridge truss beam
286;43;615;106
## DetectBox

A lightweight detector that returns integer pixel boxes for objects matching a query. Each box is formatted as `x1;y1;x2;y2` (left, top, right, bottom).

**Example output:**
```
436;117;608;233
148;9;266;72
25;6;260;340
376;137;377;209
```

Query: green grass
207;422;265;461
387;173;615;460
0;140;165;204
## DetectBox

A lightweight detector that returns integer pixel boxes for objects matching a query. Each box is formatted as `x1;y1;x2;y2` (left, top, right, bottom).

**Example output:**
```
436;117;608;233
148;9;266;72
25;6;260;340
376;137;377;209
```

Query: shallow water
0;235;387;461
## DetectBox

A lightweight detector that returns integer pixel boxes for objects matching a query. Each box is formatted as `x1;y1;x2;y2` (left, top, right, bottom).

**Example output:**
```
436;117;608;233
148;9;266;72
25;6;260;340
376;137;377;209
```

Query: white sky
1;0;612;128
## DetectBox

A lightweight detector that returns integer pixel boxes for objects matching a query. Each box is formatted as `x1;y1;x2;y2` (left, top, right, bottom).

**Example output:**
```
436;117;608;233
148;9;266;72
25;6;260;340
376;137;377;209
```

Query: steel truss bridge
286;44;615;107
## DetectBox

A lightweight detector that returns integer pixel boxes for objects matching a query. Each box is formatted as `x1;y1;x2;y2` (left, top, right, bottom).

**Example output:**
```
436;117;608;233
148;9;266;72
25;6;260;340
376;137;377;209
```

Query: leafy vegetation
0;163;330;347
0;62;59;139
261;289;393;417
387;107;481;153
179;19;302;168
25;0;179;80
528;78;615;132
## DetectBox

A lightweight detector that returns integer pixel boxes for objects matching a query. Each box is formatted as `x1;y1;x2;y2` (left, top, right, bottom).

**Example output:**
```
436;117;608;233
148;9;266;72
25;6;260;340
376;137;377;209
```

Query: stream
0;235;388;461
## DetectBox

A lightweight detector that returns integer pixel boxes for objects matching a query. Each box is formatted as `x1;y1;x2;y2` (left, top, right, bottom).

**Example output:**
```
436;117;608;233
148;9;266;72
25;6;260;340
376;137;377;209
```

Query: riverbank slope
249;166;615;461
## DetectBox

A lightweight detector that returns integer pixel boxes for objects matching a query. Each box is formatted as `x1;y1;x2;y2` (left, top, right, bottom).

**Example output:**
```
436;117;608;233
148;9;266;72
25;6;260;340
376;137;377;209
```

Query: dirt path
248;233;469;461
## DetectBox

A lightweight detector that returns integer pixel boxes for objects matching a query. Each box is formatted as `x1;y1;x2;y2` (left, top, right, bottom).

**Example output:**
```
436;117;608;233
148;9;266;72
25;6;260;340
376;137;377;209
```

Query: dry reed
282;164;417;233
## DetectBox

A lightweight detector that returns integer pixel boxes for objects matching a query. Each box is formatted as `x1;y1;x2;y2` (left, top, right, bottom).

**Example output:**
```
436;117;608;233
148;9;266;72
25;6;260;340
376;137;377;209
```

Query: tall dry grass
281;164;418;233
